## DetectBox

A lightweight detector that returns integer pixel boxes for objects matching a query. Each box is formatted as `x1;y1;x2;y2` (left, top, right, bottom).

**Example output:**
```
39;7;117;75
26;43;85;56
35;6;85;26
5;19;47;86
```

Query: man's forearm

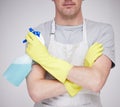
67;55;112;92
26;78;67;102
67;66;101;92
26;64;67;103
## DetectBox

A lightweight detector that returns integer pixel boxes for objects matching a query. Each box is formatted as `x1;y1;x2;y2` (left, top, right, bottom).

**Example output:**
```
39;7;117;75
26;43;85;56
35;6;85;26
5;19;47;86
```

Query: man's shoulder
36;20;52;28
86;19;113;30
34;20;53;31
32;20;53;39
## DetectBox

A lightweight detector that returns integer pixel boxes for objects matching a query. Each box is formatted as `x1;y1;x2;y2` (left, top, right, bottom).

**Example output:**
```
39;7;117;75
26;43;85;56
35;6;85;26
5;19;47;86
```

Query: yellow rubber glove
64;42;104;97
64;80;82;96
84;42;104;67
26;32;73;83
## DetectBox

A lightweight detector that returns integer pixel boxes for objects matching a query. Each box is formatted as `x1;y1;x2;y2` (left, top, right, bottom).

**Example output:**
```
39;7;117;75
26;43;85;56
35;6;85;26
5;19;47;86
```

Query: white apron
35;19;102;107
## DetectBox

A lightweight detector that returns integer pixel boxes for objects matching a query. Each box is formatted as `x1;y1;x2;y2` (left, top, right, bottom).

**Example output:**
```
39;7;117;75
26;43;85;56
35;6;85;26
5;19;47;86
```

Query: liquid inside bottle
3;54;32;86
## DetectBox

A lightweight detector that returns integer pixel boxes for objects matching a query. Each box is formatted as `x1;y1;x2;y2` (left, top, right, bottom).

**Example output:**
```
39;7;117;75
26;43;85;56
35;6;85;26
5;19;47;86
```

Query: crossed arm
26;54;112;103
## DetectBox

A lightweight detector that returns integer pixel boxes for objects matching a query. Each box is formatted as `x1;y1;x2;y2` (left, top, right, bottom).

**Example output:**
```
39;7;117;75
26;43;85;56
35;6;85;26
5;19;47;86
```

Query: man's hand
84;42;103;67
26;32;73;83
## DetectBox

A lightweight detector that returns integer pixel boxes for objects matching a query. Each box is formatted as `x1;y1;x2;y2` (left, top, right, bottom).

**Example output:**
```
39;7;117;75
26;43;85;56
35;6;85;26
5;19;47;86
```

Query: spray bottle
3;28;45;86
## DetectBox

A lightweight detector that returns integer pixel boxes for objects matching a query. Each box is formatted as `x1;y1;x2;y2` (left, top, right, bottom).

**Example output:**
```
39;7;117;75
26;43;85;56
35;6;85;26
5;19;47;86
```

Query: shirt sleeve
97;24;115;68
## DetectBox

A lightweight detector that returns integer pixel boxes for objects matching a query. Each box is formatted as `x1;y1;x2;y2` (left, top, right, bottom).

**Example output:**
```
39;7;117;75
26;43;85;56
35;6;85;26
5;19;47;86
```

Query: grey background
0;0;120;107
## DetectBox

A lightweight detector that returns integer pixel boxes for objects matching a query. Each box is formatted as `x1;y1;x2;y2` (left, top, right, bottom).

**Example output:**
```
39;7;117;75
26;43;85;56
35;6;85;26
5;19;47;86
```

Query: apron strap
83;19;87;43
49;20;56;41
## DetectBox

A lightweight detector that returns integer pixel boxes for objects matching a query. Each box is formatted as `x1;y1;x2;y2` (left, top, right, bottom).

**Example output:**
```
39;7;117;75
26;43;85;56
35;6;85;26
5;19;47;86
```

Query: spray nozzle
22;28;40;43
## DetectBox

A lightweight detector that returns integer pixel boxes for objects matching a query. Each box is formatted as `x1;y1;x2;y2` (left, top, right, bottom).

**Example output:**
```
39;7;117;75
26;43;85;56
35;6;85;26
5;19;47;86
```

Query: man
26;0;115;107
